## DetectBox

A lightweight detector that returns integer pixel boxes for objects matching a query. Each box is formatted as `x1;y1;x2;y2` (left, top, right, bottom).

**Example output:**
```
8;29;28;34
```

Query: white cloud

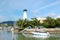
12;15;20;21
0;15;8;22
39;1;60;10
30;10;39;14
0;16;3;19
56;16;60;18
47;13;56;17
0;14;21;22
29;1;60;14
54;15;60;19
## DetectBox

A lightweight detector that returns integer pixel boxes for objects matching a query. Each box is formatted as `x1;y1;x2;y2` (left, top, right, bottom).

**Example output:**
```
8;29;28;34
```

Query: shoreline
22;28;60;34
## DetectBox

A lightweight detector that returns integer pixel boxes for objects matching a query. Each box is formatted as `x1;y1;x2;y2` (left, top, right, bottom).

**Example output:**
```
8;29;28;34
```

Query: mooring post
11;27;14;40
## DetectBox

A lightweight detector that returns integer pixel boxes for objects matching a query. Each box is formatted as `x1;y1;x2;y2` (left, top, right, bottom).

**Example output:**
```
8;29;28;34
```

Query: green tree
43;16;56;28
31;18;41;27
16;18;41;29
16;19;23;28
22;19;29;28
16;19;30;29
55;18;60;27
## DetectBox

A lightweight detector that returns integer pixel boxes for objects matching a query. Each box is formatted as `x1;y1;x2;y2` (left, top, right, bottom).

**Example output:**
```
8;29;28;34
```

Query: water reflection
22;33;49;38
0;31;12;40
0;31;17;40
17;33;60;40
0;31;60;40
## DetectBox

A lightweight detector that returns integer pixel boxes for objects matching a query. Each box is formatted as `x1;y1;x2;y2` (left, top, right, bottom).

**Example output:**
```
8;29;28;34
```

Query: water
0;31;60;40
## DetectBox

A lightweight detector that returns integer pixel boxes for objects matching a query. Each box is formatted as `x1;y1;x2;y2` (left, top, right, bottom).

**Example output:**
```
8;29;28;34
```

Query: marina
0;0;60;40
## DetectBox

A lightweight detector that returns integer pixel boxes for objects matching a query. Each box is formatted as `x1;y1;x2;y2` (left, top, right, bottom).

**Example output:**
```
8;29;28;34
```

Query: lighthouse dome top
23;9;27;11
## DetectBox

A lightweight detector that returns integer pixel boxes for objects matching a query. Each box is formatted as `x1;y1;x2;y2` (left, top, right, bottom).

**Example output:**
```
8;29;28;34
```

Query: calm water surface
0;31;60;40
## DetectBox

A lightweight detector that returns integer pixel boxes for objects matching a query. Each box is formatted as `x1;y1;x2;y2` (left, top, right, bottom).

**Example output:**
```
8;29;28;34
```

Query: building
37;17;46;23
23;9;27;20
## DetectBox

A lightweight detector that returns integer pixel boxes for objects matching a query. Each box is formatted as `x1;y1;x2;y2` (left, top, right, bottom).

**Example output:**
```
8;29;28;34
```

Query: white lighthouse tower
23;9;27;19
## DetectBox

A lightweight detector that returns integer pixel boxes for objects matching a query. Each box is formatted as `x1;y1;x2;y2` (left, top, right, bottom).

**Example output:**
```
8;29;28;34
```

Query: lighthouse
23;9;27;19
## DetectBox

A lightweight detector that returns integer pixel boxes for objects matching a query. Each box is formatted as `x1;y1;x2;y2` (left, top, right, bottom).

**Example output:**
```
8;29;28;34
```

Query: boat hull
32;32;50;38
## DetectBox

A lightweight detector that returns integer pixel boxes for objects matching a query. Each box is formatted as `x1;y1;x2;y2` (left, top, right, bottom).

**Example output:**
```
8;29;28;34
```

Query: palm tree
31;18;41;28
16;19;30;29
22;19;29;28
16;19;23;28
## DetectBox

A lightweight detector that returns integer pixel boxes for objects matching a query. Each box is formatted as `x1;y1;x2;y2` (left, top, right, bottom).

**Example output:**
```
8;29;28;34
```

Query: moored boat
31;31;50;38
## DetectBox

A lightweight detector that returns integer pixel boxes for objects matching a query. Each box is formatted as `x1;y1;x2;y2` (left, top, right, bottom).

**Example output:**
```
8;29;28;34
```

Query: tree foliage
43;16;56;28
55;18;60;27
16;18;41;29
16;17;60;28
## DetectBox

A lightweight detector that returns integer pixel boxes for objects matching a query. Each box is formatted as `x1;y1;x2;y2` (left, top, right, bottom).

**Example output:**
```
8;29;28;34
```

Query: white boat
31;31;50;38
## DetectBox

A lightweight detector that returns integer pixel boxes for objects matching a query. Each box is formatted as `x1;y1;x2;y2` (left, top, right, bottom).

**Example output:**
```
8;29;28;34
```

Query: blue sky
0;0;60;22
